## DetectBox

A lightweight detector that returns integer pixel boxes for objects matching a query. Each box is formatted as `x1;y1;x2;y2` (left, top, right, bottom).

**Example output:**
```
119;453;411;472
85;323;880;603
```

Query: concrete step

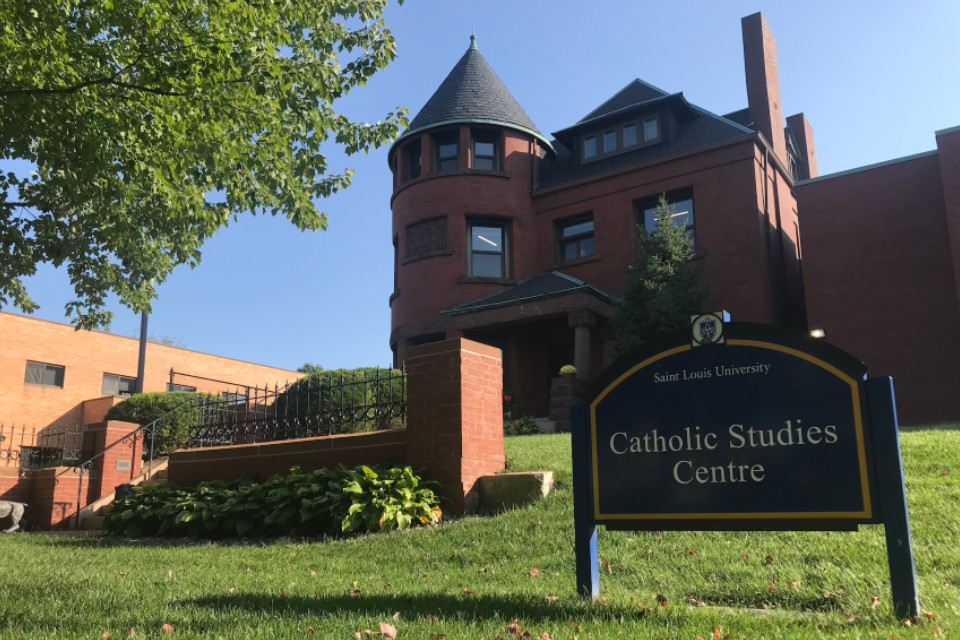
153;468;168;480
139;478;167;487
81;515;106;531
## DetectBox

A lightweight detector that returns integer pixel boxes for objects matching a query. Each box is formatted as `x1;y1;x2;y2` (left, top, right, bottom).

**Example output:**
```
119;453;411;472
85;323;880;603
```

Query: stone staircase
76;459;169;532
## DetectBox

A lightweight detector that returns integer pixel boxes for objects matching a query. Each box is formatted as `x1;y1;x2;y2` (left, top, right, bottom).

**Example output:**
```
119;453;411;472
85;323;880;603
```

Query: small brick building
388;14;960;424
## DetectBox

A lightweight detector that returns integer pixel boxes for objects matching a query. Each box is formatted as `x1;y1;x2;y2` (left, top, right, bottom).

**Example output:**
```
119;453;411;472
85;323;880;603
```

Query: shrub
104;391;216;454
505;415;540;436
104;464;441;538
274;367;405;434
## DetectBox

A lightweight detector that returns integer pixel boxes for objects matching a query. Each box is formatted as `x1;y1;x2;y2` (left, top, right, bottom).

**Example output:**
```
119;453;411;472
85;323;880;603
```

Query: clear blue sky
15;0;960;373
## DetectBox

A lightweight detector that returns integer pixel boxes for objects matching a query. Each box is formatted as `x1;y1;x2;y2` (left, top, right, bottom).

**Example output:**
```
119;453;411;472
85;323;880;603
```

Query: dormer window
602;129;617;153
581;113;662;162
583;135;598;160
642;116;659;142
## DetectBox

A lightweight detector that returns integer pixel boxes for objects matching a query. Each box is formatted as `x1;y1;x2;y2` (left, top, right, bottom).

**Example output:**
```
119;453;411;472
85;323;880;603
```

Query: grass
0;427;957;639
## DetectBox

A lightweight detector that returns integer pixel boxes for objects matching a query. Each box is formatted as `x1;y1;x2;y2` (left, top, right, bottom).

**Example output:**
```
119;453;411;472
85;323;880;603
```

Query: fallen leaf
787;580;800;590
166;570;173;580
227;587;235;594
506;622;520;633
740;554;749;560
538;633;554;640
380;622;397;639
102;633;111;639
765;555;774;565
463;588;474;596
161;624;173;634
655;594;668;607
688;550;697;555
871;596;881;608
712;628;721;639
307;626;315;635
604;561;613;574
353;633;361;639
924;611;936;621
392;612;401;621
127;629;136;638
348;589;362;598
529;568;540;577
279;588;287;597
568;621;581;631
426;615;437;622
309;570;317;577
686;595;700;606
431;634;446;639
767;584;777;591
544;594;559;602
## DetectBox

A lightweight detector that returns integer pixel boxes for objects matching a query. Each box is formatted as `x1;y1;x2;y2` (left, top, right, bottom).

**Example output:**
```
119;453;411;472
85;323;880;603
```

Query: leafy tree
614;196;710;354
0;1;407;328
297;363;324;375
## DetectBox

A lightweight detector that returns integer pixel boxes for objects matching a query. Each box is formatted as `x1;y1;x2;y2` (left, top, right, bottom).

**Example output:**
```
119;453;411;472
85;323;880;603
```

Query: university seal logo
690;312;726;346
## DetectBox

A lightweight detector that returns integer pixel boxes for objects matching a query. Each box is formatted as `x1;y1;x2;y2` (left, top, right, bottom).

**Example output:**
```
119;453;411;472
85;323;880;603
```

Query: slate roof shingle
393;36;552;151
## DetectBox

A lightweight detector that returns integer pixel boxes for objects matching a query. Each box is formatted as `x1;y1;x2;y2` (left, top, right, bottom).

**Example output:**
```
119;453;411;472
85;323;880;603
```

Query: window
435;133;458;172
472;131;498;170
102;373;137;397
406;140;421;180
468;222;507;278
637;189;696;248
642;116;659;142
167;383;197;392
623;123;638;147
602;129;617;154
582;135;597;160
24;361;65;387
558;215;595;261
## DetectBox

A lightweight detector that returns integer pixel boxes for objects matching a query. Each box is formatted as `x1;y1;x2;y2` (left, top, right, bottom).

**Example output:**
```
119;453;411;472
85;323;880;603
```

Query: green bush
104;465;441;538
274;367;405;434
104;391;216;454
505;415;540;436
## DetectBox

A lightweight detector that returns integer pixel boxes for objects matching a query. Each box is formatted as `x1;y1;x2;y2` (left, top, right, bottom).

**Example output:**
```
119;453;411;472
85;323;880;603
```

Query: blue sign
590;333;873;525
571;318;919;618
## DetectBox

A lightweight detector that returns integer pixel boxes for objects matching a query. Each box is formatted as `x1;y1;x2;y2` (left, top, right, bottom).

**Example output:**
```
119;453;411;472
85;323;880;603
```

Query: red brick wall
390;127;539;359
169;338;505;516
0;312;301;429
29;467;91;530
168;428;408;486
84;421;142;501
405;339;504;514
533;138;795;325
799;152;960;424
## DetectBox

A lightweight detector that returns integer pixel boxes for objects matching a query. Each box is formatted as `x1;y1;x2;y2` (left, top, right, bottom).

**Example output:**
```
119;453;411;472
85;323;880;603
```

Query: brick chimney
742;13;788;166
786;113;818;179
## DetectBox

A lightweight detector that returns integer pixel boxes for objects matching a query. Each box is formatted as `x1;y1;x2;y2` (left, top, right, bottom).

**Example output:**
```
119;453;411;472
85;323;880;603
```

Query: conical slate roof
393;36;552;151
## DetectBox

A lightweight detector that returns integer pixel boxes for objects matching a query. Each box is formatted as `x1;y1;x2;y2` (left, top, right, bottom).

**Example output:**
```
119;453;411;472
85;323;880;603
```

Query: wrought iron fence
184;367;406;449
0;423;85;470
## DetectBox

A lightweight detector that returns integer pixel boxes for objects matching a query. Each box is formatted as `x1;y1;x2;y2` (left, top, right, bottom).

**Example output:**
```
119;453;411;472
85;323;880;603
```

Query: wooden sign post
571;315;919;618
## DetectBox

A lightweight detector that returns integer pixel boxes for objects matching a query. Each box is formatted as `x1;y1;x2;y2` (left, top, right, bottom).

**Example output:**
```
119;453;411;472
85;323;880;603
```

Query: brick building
0;311;301;429
388;13;960;424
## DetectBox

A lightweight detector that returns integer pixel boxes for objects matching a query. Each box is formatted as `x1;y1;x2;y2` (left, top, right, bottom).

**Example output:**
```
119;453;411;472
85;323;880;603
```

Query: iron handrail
53;395;202;529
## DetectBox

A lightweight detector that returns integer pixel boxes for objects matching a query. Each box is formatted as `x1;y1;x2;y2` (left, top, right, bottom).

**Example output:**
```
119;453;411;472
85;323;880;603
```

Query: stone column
568;309;597;381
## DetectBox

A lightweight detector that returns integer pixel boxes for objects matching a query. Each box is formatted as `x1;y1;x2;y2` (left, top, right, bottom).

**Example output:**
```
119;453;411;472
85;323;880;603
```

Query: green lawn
1;428;957;639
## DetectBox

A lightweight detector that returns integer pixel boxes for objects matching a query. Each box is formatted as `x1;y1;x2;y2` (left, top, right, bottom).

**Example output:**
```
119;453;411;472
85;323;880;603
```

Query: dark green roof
443;271;617;316
392;36;552;152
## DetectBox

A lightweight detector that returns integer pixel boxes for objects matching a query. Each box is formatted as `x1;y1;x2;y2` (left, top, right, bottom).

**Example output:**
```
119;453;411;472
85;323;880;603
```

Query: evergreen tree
614;196;710;354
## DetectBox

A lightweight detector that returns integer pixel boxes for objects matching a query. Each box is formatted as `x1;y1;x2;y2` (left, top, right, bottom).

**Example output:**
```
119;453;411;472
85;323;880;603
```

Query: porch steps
75;460;169;532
